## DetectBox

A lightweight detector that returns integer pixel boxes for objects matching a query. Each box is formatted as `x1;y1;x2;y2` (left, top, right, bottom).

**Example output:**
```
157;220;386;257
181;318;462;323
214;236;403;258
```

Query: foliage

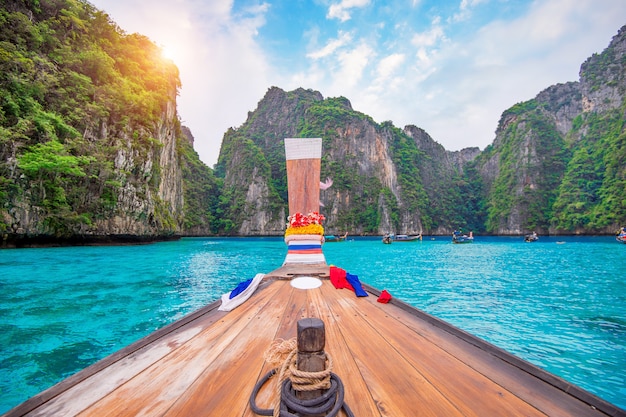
1;0;182;237
552;110;626;231
215;130;284;234
179;138;221;233
383;122;431;230
485;102;569;233
456;162;487;233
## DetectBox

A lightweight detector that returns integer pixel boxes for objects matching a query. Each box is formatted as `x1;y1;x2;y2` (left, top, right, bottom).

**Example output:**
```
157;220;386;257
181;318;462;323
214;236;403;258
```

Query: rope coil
249;338;354;417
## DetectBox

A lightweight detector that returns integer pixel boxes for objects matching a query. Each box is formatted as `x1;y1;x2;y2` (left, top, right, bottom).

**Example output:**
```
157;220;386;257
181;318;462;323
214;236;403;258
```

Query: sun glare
161;45;178;63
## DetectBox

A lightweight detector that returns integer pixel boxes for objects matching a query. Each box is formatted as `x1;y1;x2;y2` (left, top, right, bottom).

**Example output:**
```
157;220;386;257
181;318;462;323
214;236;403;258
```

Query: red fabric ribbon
377;290;392;304
330;266;351;290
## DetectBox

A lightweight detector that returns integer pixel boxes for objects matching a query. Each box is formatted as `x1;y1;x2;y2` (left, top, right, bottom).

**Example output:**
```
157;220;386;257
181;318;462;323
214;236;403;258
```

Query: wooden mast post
282;138;327;266
284;138;322;216
296;318;327;416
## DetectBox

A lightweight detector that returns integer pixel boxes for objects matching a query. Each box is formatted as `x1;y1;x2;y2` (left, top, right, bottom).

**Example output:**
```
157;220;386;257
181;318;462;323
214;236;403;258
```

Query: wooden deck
5;274;623;417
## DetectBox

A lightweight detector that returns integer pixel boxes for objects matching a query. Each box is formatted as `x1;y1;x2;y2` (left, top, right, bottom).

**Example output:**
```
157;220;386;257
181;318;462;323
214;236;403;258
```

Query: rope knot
250;338;352;417
289;355;333;391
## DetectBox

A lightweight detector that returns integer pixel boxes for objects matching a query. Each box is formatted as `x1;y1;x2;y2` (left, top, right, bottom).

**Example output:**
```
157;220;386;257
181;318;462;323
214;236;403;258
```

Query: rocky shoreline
1;234;182;249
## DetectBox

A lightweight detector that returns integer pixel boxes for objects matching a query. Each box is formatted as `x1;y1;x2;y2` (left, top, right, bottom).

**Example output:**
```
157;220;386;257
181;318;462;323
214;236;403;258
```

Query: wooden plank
366;296;615;417
75;277;287;416
318;282;465;417
163;279;295;416
241;279;317;417
265;264;330;279
27;324;208;417
343;287;549;417
11;299;225;417
307;282;382;416
286;158;321;215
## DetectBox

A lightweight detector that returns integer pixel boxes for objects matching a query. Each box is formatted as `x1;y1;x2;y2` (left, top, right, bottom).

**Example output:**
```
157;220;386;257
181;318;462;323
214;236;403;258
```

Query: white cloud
411;17;446;48
92;0;626;163
427;0;625;149
327;0;371;22
307;31;353;60
333;42;375;89
377;53;406;80
95;0;272;166
452;0;488;22
346;0;626;152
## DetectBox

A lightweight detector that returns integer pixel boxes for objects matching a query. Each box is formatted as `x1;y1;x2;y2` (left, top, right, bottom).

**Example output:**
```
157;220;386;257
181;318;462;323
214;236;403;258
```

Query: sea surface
1;236;625;413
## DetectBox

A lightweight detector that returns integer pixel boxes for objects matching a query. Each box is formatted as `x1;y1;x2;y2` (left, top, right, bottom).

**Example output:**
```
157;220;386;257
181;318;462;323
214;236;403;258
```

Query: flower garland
284;212;325;237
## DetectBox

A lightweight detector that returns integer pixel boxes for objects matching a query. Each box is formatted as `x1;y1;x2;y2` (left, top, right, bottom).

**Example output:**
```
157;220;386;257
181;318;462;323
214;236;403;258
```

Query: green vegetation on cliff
0;0;217;241
179;137;221;234
484;101;570;233
553;110;626;231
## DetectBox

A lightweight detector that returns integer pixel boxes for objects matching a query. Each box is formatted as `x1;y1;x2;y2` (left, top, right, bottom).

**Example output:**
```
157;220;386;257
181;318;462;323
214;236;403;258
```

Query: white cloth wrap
284;234;324;244
283;253;326;264
218;273;265;312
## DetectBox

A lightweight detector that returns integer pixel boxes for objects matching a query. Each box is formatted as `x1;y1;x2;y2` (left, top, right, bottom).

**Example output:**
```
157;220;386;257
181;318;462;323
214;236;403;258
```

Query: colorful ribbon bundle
284;212;326;264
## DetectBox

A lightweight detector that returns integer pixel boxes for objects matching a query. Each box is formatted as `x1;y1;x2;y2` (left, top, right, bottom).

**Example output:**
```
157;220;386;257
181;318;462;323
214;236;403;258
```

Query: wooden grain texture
331;285;547;417
265;263;329;279
76;278;288;417
286;158;321;215
366;297;607;417
10;278;622;417
307;284;383;416
164;281;294;417
319;284;464;417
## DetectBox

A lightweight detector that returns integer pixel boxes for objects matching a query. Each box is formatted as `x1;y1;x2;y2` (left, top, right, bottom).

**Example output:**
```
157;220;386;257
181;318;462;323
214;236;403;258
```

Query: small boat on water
524;232;539;242
324;232;348;242
382;233;421;243
452;230;474;244
394;234;422;242
6;138;622;417
616;227;626;244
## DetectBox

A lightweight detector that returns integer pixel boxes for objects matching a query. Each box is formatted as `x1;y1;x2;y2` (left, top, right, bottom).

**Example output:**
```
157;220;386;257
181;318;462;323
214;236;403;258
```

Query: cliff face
0;0;216;246
4;96;185;244
88;98;184;236
474;25;626;235
217;25;626;236
217;88;470;236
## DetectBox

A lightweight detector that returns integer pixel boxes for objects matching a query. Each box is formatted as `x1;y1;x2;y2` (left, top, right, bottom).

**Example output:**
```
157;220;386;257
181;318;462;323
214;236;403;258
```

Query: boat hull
6;275;621;417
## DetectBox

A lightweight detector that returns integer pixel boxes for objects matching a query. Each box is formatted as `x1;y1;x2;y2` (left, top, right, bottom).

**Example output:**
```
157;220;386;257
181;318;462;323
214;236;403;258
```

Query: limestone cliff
217;25;626;237
0;0;215;246
217;88;459;236
474;25;626;235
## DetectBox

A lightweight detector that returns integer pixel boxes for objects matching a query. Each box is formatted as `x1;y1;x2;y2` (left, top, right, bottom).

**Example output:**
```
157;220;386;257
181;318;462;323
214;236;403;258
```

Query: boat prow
6;138;623;417
6;273;622;417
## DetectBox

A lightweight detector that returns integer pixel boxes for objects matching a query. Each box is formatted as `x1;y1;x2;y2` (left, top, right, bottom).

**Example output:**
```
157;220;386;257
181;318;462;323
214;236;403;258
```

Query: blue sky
93;0;626;166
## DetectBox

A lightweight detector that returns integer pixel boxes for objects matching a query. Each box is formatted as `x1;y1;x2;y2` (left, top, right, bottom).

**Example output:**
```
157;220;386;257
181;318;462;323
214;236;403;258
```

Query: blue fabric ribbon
346;273;368;297
288;244;322;250
229;278;253;299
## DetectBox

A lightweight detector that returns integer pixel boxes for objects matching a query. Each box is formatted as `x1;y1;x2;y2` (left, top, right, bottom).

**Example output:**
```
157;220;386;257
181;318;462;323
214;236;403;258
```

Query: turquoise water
1;236;624;413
